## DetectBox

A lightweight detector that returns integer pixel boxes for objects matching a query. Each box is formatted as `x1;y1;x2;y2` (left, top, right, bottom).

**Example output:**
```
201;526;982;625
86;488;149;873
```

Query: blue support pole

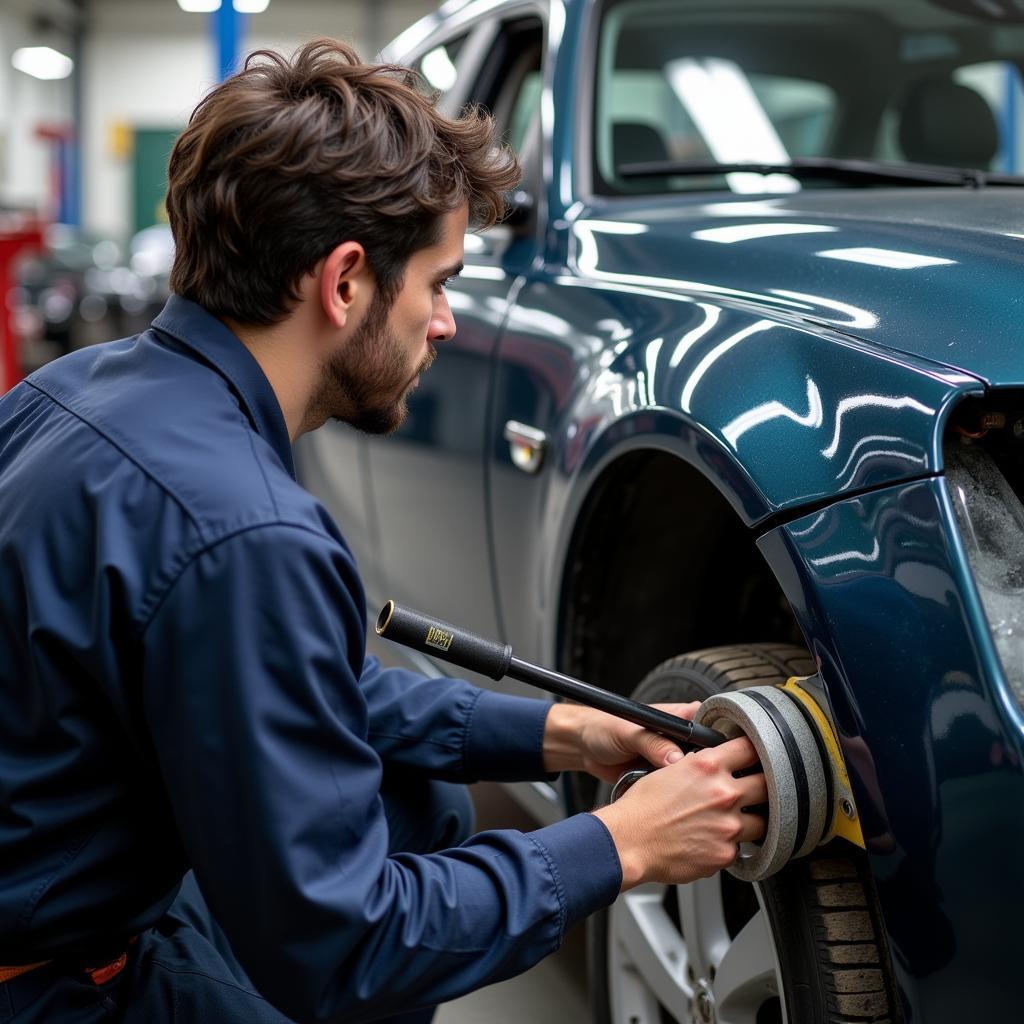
67;24;83;227
212;1;246;82
65;135;81;228
58;137;75;225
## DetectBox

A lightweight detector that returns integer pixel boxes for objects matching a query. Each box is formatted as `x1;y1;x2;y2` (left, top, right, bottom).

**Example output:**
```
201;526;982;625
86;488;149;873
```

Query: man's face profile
315;204;467;435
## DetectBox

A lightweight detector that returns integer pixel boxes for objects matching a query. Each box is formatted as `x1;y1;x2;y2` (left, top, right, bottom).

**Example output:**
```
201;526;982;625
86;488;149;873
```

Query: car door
364;11;546;649
292;29;480;597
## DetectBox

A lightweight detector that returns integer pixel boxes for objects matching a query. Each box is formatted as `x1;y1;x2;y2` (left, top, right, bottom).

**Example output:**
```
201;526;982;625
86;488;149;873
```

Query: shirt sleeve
358;655;554;782
140;522;621;1023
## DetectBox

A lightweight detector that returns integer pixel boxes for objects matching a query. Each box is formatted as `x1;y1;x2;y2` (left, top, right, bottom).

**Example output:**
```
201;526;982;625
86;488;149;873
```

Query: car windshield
594;0;1024;194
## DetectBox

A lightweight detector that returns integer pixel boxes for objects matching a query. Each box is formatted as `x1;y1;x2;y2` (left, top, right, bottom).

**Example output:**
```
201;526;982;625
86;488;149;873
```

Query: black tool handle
376;600;513;680
375;601;726;750
506;656;726;749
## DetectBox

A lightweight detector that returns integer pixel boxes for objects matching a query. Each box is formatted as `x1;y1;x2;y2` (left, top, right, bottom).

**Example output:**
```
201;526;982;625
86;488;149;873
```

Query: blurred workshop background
0;5;589;1016
0;0;441;390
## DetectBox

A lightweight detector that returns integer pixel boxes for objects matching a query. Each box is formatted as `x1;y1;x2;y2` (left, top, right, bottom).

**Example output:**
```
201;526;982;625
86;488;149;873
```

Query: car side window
415;34;471;113
468;18;545;197
508;67;543;154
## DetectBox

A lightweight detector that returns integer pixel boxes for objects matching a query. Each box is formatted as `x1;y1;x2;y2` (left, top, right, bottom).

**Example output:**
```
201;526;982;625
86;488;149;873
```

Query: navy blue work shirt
0;295;622;1021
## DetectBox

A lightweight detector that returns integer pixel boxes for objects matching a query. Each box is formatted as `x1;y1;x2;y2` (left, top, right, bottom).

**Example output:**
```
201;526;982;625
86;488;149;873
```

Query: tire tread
808;857;896;1022
649;643;817;693
589;645;901;1024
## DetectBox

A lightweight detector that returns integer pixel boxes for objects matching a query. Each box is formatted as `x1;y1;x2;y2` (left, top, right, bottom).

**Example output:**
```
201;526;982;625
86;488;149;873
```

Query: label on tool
425;626;454;652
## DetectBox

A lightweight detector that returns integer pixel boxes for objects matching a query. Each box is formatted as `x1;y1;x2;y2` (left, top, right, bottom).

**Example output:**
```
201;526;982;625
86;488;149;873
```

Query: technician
0;40;768;1023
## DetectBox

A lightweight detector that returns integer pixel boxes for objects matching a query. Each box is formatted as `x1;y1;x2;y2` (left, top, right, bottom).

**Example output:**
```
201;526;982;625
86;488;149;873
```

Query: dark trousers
2;773;475;1023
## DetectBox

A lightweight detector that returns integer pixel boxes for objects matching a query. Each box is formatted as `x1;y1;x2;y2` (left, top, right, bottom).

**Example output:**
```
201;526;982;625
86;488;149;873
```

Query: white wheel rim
607;878;787;1024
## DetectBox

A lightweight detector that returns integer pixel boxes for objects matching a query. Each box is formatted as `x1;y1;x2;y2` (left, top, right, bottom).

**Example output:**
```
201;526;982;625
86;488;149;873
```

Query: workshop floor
435;782;590;1024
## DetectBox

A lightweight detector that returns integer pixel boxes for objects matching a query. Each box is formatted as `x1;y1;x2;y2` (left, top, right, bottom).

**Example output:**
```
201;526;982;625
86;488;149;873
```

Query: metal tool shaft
376;600;726;750
507;656;725;749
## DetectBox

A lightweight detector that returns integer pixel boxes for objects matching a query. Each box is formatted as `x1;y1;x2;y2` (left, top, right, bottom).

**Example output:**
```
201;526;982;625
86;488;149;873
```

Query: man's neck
223;314;318;442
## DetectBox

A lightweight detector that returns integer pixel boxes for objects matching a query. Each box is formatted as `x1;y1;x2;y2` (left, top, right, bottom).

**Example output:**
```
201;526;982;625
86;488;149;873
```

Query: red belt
0;937;136;987
0;961;50;985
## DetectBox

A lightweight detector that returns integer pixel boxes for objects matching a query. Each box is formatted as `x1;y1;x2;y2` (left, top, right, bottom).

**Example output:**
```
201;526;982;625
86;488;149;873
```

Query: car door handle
503;420;547;474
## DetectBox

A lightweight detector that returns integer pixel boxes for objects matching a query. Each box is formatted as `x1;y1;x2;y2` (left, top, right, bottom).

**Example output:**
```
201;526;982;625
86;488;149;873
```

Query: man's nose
430;292;456;343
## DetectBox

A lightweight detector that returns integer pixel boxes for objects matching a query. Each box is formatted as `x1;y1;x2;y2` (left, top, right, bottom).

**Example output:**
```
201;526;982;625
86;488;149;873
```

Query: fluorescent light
12;47;73;80
176;1;271;12
693;223;837;244
420;46;458;91
817;247;956;270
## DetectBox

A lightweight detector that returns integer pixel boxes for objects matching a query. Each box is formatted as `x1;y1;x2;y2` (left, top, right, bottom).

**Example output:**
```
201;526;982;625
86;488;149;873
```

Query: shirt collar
151;294;295;478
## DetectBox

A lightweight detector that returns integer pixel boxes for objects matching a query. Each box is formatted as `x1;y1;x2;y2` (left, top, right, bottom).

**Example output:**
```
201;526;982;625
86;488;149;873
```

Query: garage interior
4;1;1024;1022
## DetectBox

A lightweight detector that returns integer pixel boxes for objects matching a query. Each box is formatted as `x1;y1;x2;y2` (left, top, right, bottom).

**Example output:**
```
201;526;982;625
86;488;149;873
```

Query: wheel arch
555;445;806;697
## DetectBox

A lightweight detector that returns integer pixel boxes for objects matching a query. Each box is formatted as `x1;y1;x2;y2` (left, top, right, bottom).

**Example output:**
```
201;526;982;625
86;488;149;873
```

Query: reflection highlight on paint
769;288;879;330
817;247;956;270
680;319;775;412
669;304;721;368
822;395;934;459
722;377;824;449
809;538;881;568
693;223;837;244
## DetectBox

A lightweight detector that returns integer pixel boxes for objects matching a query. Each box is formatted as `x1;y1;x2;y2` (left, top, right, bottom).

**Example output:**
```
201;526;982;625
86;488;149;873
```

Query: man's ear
320;242;369;329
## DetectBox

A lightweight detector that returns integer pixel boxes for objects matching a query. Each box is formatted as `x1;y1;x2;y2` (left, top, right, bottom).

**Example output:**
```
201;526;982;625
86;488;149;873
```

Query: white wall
83;0;438;241
0;6;74;216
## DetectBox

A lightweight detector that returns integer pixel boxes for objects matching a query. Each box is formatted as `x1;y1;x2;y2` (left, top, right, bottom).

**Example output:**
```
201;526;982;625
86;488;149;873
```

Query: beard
309;290;436;436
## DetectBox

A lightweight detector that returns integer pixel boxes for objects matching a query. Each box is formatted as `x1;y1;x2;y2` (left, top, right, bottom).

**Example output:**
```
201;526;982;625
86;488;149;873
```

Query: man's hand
542;701;700;783
593;737;768;890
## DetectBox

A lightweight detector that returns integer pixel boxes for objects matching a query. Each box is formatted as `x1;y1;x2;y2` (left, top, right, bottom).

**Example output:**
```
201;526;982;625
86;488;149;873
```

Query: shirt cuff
461;689;553;782
528;813;623;932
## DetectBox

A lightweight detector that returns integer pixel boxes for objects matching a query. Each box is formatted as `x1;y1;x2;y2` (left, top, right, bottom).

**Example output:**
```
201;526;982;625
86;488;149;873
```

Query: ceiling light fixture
176;0;271;10
11;47;74;80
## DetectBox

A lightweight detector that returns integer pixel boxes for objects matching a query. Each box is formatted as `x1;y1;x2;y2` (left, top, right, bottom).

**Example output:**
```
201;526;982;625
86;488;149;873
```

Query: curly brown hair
166;38;520;325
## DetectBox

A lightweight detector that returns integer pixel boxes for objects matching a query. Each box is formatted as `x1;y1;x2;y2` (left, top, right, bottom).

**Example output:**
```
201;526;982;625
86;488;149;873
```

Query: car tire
586;644;901;1024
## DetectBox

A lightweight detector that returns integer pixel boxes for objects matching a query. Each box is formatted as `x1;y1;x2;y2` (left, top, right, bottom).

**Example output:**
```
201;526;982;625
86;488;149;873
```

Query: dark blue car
297;1;1024;1020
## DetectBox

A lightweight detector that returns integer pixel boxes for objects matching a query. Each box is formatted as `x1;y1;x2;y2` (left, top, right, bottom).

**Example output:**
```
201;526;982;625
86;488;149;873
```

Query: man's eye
434;278;452;294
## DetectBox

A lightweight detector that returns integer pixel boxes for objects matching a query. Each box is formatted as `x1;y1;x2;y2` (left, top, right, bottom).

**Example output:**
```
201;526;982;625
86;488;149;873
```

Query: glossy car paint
759;478;1024;1022
295;1;1024;1019
567;190;1024;386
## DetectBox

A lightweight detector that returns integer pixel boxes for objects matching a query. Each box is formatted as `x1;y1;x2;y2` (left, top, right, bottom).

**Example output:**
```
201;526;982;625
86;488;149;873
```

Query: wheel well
558;450;806;695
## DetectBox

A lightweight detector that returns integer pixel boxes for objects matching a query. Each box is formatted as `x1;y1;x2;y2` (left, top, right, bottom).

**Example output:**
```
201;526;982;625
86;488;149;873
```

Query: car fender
526;291;983;662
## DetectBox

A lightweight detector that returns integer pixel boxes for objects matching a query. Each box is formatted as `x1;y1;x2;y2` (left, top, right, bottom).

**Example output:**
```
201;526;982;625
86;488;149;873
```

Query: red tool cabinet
0;213;44;394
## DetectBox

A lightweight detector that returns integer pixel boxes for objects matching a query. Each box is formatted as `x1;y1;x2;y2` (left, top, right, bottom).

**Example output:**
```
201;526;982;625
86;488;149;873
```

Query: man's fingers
736;810;767;844
637;703;701;764
736;770;768;807
713;735;762;773
650;701;701;722
634;730;685;767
